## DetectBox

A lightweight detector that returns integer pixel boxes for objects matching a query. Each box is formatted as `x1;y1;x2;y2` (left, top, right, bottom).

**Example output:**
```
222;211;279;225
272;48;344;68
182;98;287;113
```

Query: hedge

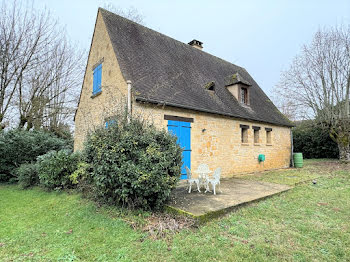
293;121;338;159
0;129;71;182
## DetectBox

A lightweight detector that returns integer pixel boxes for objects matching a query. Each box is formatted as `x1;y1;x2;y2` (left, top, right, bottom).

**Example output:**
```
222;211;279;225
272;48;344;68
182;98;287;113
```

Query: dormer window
225;72;251;106
204;81;215;91
241;87;248;104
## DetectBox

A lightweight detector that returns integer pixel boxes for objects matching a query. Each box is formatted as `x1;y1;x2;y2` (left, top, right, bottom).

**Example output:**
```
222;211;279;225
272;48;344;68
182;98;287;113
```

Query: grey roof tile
100;8;293;127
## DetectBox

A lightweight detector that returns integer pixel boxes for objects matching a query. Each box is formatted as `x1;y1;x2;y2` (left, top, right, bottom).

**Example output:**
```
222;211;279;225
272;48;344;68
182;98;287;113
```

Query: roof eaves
135;96;294;127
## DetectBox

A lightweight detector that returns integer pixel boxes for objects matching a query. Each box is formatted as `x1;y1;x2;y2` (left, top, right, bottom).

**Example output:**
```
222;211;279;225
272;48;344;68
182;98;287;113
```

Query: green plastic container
293;153;303;168
258;154;265;162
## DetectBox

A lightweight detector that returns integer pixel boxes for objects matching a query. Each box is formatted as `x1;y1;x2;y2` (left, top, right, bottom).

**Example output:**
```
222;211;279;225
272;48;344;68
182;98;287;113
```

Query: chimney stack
188;39;203;50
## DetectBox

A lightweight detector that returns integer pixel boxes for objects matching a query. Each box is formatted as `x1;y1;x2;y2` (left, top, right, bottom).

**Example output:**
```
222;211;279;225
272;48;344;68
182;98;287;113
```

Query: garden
1;159;349;261
0;109;348;262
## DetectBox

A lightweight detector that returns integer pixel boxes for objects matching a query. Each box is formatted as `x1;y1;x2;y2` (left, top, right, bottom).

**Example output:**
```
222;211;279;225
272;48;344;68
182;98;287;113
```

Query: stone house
74;8;293;179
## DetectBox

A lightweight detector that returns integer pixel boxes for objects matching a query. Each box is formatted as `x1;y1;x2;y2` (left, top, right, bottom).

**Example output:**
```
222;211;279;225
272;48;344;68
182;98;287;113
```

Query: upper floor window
93;63;102;95
241;87;248;104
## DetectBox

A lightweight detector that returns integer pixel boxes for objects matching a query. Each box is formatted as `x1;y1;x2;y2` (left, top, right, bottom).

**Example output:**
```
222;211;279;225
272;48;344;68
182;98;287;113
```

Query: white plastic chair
186;166;200;193
196;163;210;174
195;163;211;190
205;167;222;195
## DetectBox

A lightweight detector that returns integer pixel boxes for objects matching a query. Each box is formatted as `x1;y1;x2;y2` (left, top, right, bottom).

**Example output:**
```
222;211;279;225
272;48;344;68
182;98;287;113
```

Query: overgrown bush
0;129;71;182
15;163;39;189
83;117;182;210
69;162;91;185
37;150;80;190
293;121;339;159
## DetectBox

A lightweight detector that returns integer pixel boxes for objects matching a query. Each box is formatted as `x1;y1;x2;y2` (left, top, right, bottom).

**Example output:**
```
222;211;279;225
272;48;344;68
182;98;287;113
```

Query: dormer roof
225;73;252;87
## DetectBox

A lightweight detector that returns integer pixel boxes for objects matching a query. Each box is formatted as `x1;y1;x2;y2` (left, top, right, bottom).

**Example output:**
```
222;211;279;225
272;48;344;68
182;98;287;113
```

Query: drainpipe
127;80;132;123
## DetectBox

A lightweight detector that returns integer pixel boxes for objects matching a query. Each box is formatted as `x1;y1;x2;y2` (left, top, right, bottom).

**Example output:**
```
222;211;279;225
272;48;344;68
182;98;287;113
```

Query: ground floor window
253;126;260;143
266;128;272;144
240;124;249;143
105;116;117;128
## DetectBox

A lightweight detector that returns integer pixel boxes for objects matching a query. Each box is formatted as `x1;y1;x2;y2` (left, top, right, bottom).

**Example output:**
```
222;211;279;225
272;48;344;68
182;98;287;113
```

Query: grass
239;159;338;185
1;159;350;261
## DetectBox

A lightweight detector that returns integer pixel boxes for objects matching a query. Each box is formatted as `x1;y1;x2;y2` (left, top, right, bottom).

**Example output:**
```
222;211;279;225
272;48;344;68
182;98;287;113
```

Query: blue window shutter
93;69;97;94
97;64;102;91
105;119;117;129
93;64;102;95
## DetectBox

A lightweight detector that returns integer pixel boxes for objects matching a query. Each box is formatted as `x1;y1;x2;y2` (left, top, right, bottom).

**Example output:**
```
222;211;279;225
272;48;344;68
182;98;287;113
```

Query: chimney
188;39;203;50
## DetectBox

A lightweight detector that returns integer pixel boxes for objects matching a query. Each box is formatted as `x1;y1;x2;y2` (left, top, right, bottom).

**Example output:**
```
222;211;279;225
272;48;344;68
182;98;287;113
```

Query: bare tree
271;95;301;122
103;3;145;25
0;0;84;132
0;0;49;128
17;34;83;131
276;25;350;161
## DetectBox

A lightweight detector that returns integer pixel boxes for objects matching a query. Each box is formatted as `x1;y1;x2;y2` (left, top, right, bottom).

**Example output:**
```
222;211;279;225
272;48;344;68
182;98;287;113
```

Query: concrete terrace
167;178;291;219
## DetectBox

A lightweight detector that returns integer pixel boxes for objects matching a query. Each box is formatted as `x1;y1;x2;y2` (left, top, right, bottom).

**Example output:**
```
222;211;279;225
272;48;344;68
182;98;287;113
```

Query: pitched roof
100;8;293;127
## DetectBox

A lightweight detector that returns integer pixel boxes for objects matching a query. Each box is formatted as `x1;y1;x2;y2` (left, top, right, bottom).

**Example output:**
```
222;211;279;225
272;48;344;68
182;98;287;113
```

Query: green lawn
1;160;350;261
239;159;335;185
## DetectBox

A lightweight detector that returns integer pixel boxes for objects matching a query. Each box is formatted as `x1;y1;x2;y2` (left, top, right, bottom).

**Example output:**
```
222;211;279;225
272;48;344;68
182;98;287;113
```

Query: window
204;81;215;91
240;124;249;143
105;119;116;128
253;126;261;144
93;63;102;95
208;85;215;91
266;128;272;144
254;130;259;143
241;87;248;104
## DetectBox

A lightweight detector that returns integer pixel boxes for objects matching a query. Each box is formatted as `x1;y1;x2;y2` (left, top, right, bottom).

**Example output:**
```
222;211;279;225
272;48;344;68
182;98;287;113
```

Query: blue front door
167;120;191;179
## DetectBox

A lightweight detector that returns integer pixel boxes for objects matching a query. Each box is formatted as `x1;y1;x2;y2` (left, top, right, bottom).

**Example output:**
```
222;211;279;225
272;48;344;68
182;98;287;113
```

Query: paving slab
167;178;291;217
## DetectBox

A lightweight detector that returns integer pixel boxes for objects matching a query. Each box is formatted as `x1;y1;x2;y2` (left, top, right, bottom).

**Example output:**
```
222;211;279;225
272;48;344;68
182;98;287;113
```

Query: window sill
240;103;251;108
266;144;273;146
241;143;250;146
254;143;260;146
91;90;102;98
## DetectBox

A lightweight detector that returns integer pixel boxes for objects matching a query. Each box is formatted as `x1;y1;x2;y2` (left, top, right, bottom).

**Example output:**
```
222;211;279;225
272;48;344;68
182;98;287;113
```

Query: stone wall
133;103;292;177
74;11;128;151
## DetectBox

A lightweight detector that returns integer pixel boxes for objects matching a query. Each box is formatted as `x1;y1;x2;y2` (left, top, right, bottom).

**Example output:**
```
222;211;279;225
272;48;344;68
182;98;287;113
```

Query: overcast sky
30;0;350;97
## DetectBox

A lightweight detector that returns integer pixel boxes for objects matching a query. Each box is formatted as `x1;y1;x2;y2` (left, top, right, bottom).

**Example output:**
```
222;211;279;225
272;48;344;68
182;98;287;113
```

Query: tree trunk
18;115;27;129
0;113;4;130
338;143;350;162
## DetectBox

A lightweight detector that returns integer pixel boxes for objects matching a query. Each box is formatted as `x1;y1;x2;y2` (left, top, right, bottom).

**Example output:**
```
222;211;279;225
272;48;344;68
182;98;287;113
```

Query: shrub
69;162;91;185
0;129;71;182
37;150;80;190
83;117;182;210
15;163;39;189
293;121;339;159
69;162;95;198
